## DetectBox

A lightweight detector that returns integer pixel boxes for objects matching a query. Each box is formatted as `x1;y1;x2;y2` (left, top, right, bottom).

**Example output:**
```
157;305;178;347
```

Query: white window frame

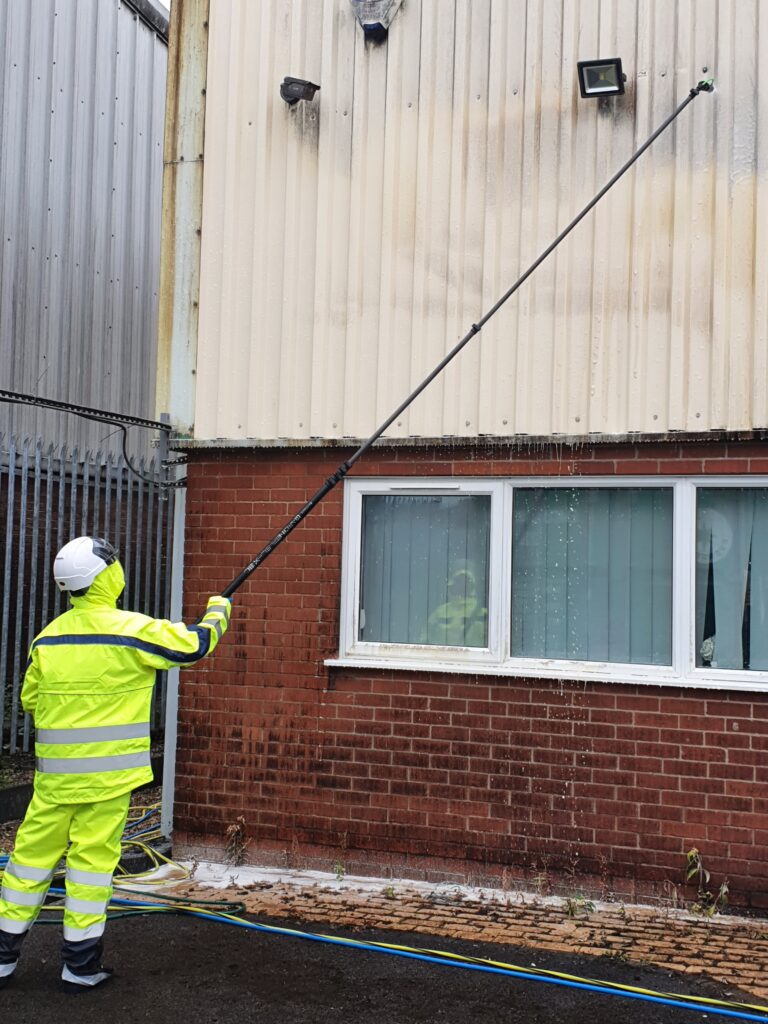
338;479;505;668
328;476;768;692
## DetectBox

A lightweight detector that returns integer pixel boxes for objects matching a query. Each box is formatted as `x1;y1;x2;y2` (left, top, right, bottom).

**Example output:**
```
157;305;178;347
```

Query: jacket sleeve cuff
200;596;232;651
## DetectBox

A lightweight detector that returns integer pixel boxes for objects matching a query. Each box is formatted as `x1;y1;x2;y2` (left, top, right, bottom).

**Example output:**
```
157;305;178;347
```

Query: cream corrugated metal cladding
193;0;767;442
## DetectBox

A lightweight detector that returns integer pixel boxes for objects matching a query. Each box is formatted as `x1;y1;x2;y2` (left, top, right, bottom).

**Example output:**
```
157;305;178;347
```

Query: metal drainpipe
161;484;186;837
156;0;209;836
155;0;209;434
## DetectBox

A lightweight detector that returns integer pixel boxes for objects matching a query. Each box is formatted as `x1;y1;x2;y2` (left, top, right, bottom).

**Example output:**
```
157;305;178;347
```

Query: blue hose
103;895;768;1024
5;863;767;1022
124;810;156;831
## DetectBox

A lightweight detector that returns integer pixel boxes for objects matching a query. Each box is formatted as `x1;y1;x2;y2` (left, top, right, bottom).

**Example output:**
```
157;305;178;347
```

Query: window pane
359;494;491;647
696;488;768;670
511;488;673;664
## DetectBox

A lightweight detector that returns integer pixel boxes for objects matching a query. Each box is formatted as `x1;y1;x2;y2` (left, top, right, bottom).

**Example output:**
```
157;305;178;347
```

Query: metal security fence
0;433;175;754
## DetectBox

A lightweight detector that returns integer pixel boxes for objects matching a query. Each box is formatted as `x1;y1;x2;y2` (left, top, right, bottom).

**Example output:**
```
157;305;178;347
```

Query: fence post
0;435;17;749
9;440;30;752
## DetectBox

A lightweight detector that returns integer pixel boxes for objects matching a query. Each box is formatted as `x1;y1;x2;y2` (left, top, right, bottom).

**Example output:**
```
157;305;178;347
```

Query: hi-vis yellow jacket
21;560;230;804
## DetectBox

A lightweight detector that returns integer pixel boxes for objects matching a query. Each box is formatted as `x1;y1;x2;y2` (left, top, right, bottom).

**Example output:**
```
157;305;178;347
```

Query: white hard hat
53;536;118;593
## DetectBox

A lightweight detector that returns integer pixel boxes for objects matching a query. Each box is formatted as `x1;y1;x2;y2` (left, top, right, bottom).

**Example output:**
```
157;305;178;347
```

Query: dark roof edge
172;429;768;453
122;0;169;41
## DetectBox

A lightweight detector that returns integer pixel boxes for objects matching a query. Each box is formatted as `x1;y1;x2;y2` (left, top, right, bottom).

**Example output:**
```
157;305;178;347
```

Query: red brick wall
175;440;768;906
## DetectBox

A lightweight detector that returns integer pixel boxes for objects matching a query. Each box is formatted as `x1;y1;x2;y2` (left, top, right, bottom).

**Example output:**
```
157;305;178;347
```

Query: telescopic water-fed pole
221;80;714;600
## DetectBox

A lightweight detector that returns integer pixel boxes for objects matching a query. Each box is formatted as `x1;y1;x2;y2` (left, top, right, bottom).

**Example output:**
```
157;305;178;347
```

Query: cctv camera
280;77;320;106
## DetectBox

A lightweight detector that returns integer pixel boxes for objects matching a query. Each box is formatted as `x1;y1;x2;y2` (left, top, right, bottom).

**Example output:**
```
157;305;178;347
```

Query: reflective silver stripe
63;921;105;941
207;616;224;640
207;603;231;620
0;961;16;978
1;886;46;907
5;861;53;883
66;867;113;888
36;723;150;745
65;896;107;916
0;916;32;935
36;752;151;774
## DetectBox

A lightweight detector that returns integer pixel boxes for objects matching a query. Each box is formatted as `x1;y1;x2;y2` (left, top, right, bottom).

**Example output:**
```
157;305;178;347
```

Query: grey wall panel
0;0;167;457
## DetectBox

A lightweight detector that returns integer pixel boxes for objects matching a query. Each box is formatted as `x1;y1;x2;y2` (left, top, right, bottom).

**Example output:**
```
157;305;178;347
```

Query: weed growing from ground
564;893;595;918
224;816;249;866
685;848;729;916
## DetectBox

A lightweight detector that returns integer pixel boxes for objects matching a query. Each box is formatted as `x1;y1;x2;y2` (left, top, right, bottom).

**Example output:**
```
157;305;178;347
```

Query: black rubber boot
60;932;112;992
0;950;18;991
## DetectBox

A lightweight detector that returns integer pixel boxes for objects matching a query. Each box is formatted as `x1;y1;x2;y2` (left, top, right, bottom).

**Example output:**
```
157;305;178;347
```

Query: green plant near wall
685;848;729;916
564;893;595;918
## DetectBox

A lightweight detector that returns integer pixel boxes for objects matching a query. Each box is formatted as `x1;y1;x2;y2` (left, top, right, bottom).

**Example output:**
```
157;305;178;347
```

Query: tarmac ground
0;910;756;1024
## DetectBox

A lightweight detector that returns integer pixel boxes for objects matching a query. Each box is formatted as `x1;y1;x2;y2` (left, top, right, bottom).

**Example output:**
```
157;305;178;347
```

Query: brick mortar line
167;878;768;1002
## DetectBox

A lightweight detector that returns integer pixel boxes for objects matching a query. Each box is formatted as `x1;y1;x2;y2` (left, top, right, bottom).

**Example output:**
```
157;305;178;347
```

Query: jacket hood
70;559;126;609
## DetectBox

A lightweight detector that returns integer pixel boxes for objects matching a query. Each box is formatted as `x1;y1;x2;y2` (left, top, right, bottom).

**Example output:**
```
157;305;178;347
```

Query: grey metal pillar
161;484;186;838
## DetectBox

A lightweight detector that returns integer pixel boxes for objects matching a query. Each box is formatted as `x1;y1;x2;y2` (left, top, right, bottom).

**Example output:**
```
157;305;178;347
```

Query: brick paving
165;868;768;1004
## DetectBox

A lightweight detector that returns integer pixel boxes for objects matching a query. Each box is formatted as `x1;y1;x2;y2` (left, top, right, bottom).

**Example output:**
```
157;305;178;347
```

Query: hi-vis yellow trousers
0;789;130;974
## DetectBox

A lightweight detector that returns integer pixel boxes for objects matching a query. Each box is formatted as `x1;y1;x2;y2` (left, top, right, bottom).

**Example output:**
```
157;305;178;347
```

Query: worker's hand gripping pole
221;81;714;599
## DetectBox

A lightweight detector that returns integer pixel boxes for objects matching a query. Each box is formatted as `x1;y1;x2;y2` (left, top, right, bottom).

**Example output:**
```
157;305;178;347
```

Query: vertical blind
355;484;768;674
696;488;768;670
511;488;673;664
359;494;491;646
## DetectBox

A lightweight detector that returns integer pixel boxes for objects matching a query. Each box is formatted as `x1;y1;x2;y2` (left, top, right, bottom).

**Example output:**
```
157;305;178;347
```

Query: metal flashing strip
0;389;169;433
172;429;768;452
121;0;169;41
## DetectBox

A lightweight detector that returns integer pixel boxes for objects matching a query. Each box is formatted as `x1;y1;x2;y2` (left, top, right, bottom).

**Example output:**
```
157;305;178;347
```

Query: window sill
324;655;768;692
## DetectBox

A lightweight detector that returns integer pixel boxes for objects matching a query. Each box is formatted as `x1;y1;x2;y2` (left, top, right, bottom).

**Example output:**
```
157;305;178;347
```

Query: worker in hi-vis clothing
0;536;231;992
